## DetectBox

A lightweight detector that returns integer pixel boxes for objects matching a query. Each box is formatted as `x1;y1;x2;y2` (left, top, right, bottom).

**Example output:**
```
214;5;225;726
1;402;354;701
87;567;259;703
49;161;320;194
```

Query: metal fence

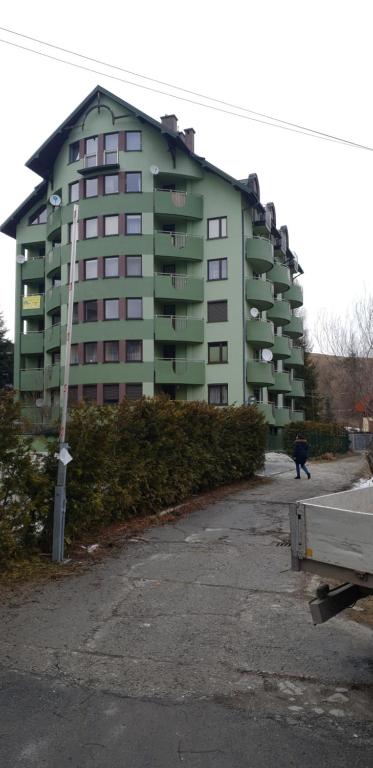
349;432;373;452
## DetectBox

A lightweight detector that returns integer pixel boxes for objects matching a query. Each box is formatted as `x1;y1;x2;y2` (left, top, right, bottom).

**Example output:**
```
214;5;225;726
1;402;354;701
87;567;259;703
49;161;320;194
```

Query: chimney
160;114;178;132
183;128;195;152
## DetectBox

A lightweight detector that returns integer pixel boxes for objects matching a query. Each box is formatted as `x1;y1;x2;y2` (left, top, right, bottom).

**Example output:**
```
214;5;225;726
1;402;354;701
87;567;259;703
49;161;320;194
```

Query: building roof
1;181;48;239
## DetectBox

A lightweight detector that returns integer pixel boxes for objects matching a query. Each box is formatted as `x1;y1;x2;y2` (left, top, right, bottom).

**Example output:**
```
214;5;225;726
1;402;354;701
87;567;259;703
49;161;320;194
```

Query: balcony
246;319;274;348
155;316;204;343
45;285;61;313
20;332;44;355
267;300;291;327
267;262;291;293
274;406;291;427
245;278;274;310
269;371;292;394
20;369;44;391
154;231;203;261
286;283;303;308
154;273;204;303
290;378;305;398
44;325;61;351
283;316;304;339
45;364;61;389
246;237;274;273
290;409;305;422
22;257;44;281
272;336;292;360
46;207;62;240
285;345;304;367
246;361;274;387
256;402;275;425
154;190;203;220
21;294;44;317
46;246;61;274
155;359;205;385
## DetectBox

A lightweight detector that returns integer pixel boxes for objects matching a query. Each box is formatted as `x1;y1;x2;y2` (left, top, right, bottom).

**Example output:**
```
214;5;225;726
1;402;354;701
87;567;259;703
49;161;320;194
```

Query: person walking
293;433;311;479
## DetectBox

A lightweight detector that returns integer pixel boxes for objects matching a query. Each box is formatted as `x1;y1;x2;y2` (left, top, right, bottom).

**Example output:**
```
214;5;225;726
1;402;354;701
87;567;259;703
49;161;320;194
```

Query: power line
0;34;372;152
0;24;369;151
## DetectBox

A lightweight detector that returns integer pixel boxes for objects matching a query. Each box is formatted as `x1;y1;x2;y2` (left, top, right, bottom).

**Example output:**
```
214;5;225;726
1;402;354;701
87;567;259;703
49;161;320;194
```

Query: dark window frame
103;383;120;405
207;216;228;240
126;297;143;320
69;181;80;203
104;174;119;195
83;300;98;323
208;342;228;364
208;384;228;406
84;217;98;239
104;256;119;278
125;383;143;400
125;255;142;277
207;258;228;281
104;298;120;321
29;206;47;226
125;130;142;151
82;384;97;403
104;214;119;237
207;300;228;323
68;141;80;164
84;259;98;281
125;340;143;362
85;177;98;199
84;342;98;365
125;171;142;193
70;344;79;365
125;214;142;235
104;340;120;363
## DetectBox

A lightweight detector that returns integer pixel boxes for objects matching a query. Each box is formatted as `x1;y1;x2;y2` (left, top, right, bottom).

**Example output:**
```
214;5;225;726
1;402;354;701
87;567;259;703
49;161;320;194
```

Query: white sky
0;0;372;343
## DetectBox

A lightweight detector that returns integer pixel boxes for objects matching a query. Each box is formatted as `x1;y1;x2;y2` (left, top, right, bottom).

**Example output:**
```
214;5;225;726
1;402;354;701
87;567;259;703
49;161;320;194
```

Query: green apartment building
1;85;305;430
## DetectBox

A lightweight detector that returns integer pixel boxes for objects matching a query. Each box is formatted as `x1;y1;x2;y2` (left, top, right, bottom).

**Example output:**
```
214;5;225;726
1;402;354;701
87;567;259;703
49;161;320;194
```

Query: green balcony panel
154;274;204;303
154;190;203;220
73;278;153;303
285;346;304;367
272;336;292;360
21;294;44;317
256;402;275;425
20;332;44;355
76;193;153;219
290;409;305;422
291;378;305;398
246;319;274;348
154;232;203;261
246;361;274;387
155;359;205;385
47;207;62;240
267;300;291;327
246;237;274;273
155;316;204;343
284;316;304;339
69;362;154;386
20;369;44;390
274;406;291;427
22;258;44;281
45;325;61;351
61;236;154;264
269;371;292;394
45;364;61;389
46;247;61;275
245;278;274;310
21;406;43;426
71;320;153;344
45;286;61;313
286;283;303;308
267;262;291;293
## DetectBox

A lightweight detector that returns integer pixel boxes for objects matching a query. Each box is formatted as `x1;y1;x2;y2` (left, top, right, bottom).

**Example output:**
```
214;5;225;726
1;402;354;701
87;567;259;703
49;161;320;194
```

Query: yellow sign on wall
22;295;41;310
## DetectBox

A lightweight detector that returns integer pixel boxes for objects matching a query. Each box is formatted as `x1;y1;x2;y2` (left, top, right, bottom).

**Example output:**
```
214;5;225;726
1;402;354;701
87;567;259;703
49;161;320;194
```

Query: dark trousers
295;461;310;478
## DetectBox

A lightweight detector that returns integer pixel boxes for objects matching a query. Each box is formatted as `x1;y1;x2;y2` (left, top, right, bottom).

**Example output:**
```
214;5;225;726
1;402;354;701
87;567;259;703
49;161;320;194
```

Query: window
69;141;80;163
85;259;98;280
70;345;79;365
104;215;119;236
208;258;227;281
84;342;97;364
85;218;98;238
125;172;142;193
51;312;60;326
72;302;79;324
85;178;98;198
104;133;119;164
126;298;142;319
208;342;228;364
69;182;79;203
84;300;97;322
125;214;142;235
29;207;47;226
208;384;228;406
104;341;119;362
207;301;228;323
104;257;119;277
125;131;141;151
103;384;119;404
207;217;227;240
68;223;79;242
68;262;79;283
52;274;61;287
125;255;142;276
52;349;60;365
126;383;142;400
85;136;97;167
126;340;142;362
83;384;97;403
104;174;119;194
104;299;119;320
68;386;79;405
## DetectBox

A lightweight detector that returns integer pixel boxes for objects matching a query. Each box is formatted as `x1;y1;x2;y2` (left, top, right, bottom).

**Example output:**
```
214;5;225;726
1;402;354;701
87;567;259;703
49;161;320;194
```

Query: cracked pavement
1;453;373;766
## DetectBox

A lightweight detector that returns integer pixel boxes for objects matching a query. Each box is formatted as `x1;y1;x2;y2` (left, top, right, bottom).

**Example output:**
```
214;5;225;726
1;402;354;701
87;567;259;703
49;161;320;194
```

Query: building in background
1;85;305;431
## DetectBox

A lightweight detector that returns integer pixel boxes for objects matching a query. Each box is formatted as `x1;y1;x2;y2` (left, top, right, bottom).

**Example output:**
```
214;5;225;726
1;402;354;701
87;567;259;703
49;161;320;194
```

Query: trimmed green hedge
283;421;349;458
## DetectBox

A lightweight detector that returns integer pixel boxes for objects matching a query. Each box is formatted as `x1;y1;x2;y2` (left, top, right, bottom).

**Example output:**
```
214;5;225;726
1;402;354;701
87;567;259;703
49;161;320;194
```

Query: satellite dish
249;307;260;319
16;254;26;264
150;165;159;175
262;348;273;362
35;398;45;408
247;396;257;406
49;194;61;207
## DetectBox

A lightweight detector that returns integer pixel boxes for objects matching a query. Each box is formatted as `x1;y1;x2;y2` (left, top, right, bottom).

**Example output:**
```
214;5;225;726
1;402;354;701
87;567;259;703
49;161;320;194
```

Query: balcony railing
155;231;203;261
155;358;205;385
154;190;203;219
155;315;204;343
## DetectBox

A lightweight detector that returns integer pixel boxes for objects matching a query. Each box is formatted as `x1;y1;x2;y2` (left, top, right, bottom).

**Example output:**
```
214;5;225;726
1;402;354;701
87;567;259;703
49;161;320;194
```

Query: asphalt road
1;453;373;767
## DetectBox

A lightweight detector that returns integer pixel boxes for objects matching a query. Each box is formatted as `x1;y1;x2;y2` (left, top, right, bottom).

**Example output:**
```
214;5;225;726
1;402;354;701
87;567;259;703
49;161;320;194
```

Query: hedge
283;421;350;458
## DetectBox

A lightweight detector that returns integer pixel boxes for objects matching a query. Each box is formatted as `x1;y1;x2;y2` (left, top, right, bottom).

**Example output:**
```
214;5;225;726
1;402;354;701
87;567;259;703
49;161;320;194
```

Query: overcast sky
0;0;372;344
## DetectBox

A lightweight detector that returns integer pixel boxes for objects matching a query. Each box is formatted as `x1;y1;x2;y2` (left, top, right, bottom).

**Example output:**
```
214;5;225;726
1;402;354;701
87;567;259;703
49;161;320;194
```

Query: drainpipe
241;207;250;406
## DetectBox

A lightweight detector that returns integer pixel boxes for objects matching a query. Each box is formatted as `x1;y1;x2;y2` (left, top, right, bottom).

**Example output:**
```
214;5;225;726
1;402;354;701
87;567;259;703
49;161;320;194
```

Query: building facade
1;85;305;429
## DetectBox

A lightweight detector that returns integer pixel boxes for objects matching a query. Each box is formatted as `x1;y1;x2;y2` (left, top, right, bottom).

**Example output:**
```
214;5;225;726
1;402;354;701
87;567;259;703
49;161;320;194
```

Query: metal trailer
290;485;373;624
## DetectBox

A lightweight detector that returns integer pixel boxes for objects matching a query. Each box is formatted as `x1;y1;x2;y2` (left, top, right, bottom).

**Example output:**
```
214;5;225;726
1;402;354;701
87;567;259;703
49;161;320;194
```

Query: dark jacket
293;438;309;463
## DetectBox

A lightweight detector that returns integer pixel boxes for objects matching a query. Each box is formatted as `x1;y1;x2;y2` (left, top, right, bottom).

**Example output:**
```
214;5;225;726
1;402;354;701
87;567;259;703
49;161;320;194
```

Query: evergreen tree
300;331;323;421
0;312;13;389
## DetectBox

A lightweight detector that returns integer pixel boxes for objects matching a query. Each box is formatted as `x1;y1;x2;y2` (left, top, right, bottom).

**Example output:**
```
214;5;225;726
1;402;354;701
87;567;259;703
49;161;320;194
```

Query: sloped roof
1;181;48;238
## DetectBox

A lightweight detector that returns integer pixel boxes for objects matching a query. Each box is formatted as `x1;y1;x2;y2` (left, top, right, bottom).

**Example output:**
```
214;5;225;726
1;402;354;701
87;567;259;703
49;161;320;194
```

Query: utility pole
52;204;79;562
